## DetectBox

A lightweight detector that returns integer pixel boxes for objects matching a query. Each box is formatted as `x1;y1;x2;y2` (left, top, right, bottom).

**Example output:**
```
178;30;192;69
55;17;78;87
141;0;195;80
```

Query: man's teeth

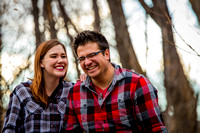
88;66;96;70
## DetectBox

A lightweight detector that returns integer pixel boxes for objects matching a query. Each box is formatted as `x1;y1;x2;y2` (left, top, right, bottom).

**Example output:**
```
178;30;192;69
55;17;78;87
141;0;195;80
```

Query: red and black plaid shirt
64;64;167;132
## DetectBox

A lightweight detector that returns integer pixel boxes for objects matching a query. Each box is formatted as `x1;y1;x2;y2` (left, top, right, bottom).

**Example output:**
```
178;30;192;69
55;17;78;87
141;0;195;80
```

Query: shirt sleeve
63;89;82;132
134;75;168;132
2;91;22;133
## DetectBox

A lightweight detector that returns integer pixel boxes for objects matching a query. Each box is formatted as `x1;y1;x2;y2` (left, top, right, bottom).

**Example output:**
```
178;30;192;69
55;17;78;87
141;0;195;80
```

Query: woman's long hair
30;39;67;106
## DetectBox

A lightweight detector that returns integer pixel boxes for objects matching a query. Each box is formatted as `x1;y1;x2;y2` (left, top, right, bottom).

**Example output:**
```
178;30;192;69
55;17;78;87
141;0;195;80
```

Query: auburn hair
30;39;67;106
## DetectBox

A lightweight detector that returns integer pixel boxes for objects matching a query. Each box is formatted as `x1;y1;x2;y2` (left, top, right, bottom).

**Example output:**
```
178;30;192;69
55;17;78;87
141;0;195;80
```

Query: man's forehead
77;43;99;56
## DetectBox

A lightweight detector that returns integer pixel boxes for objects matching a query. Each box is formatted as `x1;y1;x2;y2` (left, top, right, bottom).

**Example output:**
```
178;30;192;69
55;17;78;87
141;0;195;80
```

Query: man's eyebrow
79;56;85;58
89;51;97;54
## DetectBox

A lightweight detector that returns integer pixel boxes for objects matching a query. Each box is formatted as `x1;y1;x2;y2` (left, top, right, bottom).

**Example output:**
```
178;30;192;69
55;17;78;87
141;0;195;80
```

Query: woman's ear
40;61;44;68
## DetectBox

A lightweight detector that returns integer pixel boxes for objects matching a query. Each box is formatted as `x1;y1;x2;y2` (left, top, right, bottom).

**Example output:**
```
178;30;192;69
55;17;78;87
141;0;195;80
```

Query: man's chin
85;70;100;79
87;73;96;78
89;74;101;80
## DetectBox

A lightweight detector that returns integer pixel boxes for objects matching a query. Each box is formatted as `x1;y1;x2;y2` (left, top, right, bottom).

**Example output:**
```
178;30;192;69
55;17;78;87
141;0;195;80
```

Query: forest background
0;0;200;132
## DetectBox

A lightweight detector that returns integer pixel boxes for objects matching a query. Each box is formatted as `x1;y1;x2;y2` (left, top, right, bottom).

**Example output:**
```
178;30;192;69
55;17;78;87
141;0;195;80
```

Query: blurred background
0;0;200;132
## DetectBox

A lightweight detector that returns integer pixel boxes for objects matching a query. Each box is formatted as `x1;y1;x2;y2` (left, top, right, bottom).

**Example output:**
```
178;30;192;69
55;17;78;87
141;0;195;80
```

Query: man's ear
104;49;110;61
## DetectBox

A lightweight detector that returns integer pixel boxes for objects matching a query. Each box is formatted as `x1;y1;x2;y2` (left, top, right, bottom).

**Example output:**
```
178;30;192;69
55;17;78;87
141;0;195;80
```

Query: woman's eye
50;55;57;58
62;55;67;58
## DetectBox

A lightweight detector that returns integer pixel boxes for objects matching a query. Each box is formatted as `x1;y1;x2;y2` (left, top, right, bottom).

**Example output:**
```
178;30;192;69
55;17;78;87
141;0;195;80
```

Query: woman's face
40;44;68;80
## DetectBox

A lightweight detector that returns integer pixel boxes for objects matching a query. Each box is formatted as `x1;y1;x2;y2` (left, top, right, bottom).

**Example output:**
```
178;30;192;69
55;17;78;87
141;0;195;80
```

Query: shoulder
74;80;82;87
115;66;158;98
61;81;74;98
70;81;82;91
63;80;74;88
62;81;74;92
115;64;141;80
13;81;32;95
67;81;84;97
121;68;153;88
11;80;33;102
114;64;153;88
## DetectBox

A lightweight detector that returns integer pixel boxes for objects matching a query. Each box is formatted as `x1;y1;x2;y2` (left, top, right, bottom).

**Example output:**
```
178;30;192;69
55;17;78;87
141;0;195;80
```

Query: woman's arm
2;90;23;133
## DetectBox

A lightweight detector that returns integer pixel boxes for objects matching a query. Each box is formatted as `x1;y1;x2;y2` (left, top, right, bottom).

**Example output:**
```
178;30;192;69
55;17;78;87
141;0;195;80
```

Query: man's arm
63;87;82;132
134;76;168;132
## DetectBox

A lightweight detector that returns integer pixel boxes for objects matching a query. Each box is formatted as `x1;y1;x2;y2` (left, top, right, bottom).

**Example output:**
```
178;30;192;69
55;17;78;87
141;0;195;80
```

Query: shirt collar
49;80;63;100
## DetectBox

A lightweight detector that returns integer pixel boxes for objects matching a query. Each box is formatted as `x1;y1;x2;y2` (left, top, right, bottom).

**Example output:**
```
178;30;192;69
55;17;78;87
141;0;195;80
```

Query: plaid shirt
64;64;167;132
3;80;73;133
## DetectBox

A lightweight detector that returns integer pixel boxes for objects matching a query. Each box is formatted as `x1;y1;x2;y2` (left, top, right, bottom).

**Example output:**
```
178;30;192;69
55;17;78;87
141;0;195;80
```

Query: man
63;30;167;132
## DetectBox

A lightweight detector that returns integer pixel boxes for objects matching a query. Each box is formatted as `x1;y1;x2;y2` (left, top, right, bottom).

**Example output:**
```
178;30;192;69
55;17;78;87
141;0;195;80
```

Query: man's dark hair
73;30;109;56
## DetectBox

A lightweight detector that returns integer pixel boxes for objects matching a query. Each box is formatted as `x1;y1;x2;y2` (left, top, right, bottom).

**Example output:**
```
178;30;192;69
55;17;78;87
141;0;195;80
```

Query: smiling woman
40;44;68;96
2;39;73;133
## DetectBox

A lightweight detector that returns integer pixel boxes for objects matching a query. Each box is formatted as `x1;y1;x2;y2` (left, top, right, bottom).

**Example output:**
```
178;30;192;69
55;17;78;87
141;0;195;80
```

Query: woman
3;39;74;132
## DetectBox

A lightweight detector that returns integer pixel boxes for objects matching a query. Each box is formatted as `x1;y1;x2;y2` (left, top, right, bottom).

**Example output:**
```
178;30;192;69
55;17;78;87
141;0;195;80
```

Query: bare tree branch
43;0;57;39
31;0;42;48
57;0;81;77
92;0;101;31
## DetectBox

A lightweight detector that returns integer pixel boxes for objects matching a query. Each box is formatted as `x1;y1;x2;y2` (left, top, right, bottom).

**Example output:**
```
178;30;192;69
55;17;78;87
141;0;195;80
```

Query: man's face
77;42;110;79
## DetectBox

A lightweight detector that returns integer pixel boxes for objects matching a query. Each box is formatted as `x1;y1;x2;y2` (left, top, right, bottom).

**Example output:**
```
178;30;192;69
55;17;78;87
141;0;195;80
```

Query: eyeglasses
76;50;104;63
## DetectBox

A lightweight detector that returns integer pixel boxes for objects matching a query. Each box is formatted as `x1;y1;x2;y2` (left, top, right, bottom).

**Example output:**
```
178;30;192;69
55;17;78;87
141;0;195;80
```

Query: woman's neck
44;77;60;96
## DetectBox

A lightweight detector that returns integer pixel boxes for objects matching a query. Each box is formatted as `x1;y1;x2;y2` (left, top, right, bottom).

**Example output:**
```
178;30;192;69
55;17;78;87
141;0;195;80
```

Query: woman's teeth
56;66;63;69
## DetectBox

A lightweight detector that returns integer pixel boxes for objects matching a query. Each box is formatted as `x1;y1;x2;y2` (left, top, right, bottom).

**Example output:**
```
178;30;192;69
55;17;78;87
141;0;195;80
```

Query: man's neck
92;65;115;90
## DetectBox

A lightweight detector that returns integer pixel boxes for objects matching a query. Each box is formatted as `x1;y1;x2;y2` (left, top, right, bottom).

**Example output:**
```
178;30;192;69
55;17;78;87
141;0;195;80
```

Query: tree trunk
138;0;198;132
31;0;41;48
43;0;57;39
92;0;101;31
58;0;81;78
162;19;198;133
0;18;4;133
107;0;145;76
189;0;200;24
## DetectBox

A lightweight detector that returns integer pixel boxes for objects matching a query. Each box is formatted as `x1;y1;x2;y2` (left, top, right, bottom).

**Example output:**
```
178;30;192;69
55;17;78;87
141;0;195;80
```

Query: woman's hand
76;73;87;82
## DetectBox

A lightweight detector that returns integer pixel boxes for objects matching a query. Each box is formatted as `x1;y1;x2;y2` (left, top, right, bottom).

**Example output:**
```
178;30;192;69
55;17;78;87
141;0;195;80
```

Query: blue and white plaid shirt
2;80;73;133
